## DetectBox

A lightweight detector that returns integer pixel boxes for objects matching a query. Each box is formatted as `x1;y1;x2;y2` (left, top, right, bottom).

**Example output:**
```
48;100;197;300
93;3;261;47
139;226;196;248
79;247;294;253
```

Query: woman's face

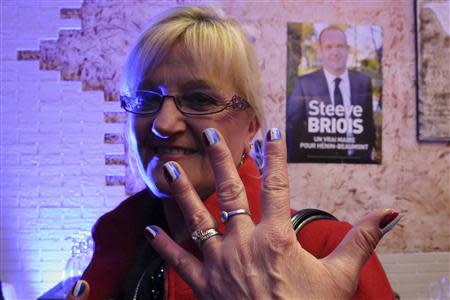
129;51;259;199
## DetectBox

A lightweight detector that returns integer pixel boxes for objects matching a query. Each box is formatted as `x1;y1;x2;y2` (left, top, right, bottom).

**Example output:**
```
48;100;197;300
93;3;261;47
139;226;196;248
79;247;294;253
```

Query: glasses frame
120;90;250;116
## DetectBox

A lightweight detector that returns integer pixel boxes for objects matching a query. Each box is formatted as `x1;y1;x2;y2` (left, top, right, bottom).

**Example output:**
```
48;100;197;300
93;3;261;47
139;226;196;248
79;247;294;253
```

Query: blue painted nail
202;128;220;146
162;162;180;182
266;128;281;141
145;225;158;240
71;280;86;297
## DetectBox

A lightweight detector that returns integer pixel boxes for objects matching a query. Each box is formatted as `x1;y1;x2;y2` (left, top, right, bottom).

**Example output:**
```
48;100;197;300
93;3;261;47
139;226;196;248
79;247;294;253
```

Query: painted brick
1;152;20;166
102;122;126;133
103;100;123;112
19;196;61;208
0;110;18;125
1;196;19;207
41;271;65;285
34;214;62;231
379;252;450;299
80;207;109;219
80;165;108;177
62;217;96;230
0;27;18;41
81;101;106;113
19;238;61;251
0;4;18;24
37;69;61;81
37;124;62;135
103;185;127;198
20;216;40;231
5;141;39;153
21;256;45;272
1;40;20;60
0;175;20;188
0;238;19;250
60;190;83;200
42;249;70;262
36;260;65;272
0;132;19;145
80;185;104;197
38;207;81;220
16;64;42;84
2;270;40;286
0;219;19;236
7;207;39;219
62;196;104;208
39;0;83;8
1;70;17;83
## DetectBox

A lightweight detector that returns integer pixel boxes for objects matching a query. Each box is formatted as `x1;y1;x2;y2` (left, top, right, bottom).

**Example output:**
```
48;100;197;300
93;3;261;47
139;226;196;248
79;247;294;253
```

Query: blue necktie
334;77;343;106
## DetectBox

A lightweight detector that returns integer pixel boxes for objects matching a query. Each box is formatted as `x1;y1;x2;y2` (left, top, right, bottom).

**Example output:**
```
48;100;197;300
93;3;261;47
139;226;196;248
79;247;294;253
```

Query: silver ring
191;228;221;246
220;209;251;224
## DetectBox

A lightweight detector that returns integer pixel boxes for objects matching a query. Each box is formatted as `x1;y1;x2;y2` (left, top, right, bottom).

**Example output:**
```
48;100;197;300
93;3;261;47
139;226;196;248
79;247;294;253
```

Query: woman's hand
145;127;400;299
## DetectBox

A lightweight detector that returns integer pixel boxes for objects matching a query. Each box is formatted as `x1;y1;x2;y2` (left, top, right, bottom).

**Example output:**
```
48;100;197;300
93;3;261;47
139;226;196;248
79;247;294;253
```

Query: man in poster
287;26;376;163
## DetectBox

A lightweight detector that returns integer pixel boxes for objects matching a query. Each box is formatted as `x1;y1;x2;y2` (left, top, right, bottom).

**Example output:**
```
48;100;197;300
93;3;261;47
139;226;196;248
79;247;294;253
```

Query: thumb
327;209;402;276
66;280;90;300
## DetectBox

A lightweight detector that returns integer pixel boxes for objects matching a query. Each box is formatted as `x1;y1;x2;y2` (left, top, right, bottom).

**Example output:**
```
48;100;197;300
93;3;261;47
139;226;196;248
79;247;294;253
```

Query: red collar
199;157;262;234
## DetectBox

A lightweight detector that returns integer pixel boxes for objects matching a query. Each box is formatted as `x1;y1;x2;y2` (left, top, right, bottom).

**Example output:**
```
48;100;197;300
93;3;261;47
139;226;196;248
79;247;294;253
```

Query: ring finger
162;161;222;254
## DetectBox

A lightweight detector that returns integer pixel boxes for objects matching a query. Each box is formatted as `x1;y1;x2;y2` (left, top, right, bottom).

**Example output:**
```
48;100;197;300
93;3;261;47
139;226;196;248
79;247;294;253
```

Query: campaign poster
286;23;382;164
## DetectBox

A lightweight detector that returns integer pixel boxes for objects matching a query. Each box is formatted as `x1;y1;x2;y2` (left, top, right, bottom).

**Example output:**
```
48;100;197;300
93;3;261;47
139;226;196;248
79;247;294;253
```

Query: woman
68;6;400;300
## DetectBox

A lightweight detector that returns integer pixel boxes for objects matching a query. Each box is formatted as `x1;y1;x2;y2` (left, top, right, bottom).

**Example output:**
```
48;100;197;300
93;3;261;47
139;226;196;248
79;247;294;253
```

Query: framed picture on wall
415;0;450;142
286;23;383;164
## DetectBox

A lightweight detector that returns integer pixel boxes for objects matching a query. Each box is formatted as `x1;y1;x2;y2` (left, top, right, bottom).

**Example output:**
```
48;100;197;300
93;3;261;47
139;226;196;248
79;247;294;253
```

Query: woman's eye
183;93;219;109
135;91;162;111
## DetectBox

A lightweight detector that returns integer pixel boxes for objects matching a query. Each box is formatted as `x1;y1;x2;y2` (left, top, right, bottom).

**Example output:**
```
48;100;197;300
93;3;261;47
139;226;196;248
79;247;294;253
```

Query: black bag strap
291;209;338;234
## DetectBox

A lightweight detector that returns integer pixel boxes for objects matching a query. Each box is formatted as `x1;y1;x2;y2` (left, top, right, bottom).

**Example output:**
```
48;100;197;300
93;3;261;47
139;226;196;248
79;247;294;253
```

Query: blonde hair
120;6;265;129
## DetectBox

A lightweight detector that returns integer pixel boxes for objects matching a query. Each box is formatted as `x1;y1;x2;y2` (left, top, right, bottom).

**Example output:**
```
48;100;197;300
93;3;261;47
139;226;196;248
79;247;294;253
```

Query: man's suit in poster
287;68;375;163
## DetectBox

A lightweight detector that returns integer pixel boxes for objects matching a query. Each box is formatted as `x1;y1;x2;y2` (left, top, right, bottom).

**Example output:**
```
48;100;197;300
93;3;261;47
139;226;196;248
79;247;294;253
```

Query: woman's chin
145;175;173;198
150;187;172;199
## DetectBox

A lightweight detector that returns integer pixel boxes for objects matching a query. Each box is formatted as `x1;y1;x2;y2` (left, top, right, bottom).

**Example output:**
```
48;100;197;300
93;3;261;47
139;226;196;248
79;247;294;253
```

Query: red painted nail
379;211;399;229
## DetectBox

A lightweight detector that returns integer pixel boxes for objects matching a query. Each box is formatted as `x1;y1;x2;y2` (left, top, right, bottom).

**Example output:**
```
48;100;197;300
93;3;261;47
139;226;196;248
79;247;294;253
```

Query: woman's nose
151;97;186;139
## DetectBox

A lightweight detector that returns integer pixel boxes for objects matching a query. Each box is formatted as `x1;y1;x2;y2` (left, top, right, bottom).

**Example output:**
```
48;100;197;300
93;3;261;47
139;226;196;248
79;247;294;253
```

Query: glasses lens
131;90;162;113
179;92;221;114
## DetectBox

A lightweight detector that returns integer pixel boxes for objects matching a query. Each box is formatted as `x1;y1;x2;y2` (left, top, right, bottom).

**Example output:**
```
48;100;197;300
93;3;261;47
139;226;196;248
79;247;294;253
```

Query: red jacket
83;158;394;299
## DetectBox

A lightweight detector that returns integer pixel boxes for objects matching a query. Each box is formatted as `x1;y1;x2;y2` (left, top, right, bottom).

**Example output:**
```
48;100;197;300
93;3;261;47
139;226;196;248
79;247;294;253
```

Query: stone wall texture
29;0;448;253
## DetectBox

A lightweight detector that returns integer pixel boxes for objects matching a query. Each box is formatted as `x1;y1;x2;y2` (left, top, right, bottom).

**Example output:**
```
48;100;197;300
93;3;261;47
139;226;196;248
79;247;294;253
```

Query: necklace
133;262;166;300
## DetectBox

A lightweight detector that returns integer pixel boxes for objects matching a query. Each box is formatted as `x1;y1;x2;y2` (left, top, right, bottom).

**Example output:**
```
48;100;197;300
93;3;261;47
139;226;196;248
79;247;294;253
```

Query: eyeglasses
120;90;250;116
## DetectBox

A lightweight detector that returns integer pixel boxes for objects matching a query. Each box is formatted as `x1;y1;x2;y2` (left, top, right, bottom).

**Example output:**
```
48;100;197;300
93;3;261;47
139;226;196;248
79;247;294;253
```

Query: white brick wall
1;1;126;298
379;252;450;299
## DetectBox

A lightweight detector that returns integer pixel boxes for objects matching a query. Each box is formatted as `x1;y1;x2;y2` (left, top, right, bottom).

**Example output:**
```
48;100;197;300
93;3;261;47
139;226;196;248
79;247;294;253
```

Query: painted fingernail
145;225;158;240
202;128;219;146
71;280;86;297
162;161;180;182
266;128;281;142
379;211;403;235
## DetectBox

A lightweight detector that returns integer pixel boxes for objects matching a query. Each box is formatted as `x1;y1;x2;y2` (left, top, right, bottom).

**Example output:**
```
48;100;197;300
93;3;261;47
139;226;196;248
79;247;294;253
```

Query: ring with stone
191;228;221;246
220;209;251;224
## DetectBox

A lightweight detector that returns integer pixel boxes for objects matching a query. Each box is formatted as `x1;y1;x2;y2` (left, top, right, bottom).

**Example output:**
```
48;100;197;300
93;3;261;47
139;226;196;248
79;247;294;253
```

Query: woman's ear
245;115;260;152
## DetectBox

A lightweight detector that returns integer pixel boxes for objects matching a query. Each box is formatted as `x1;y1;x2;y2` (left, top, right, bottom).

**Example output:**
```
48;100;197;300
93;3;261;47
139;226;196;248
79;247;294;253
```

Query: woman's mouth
153;146;197;155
